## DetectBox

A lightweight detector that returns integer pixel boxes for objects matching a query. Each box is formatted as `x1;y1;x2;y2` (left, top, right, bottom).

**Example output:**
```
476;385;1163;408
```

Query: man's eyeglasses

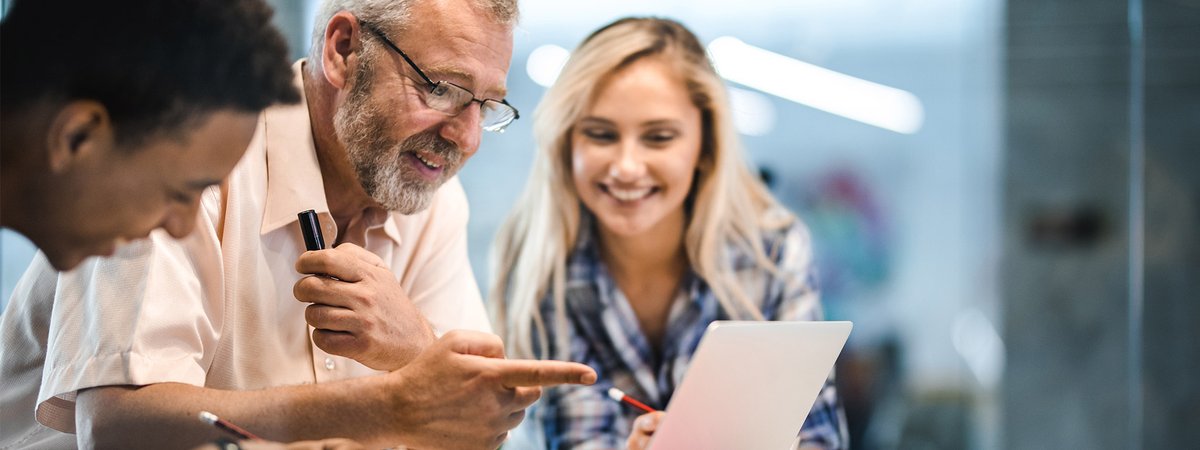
360;22;519;133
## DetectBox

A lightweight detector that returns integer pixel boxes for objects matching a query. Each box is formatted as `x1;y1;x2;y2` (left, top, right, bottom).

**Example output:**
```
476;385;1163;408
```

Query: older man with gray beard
0;0;595;449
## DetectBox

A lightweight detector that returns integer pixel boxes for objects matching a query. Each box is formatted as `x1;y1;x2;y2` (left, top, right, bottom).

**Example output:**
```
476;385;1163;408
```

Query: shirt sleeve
774;221;823;323
524;300;625;450
796;378;849;449
775;221;850;450
539;337;626;450
30;201;226;433
397;177;491;335
0;252;67;446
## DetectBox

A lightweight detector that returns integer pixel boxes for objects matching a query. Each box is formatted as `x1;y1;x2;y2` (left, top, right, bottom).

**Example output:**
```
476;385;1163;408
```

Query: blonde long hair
490;17;793;360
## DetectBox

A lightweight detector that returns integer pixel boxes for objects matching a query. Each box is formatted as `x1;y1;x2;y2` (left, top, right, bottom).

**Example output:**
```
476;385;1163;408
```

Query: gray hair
308;0;518;63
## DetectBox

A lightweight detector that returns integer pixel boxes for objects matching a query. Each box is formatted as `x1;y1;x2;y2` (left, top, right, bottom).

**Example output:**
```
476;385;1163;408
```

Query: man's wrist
380;369;422;442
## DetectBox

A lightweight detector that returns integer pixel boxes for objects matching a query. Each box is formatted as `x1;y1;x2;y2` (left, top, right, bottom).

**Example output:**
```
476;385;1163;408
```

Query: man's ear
45;100;113;173
321;11;364;90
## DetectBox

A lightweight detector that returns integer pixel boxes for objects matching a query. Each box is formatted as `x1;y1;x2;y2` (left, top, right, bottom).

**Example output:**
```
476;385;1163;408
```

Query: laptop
647;320;852;450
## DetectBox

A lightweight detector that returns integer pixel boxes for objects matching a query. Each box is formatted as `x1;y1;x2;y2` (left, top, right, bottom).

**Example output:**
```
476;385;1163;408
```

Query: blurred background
2;0;1196;448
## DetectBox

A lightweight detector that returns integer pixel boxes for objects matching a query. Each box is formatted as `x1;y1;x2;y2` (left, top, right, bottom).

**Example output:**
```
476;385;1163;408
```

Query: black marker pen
297;209;325;251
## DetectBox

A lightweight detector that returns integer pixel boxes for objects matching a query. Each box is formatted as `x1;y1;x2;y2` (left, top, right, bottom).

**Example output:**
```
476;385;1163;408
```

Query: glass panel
1139;0;1200;447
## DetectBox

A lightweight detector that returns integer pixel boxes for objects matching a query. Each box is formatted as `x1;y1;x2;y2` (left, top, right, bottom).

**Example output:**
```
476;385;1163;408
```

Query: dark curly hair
1;0;301;145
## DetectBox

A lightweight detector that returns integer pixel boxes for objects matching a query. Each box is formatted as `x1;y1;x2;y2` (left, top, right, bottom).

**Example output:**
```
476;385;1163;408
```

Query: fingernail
581;371;597;384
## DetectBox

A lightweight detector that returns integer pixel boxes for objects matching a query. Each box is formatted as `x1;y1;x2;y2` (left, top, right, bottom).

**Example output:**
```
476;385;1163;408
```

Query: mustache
399;131;462;167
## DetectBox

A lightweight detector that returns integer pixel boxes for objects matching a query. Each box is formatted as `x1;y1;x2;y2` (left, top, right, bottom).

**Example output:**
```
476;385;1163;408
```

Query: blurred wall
266;0;318;61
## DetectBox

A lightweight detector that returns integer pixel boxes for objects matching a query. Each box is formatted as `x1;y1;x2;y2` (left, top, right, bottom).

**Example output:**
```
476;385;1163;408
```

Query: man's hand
388;330;597;450
74;331;595;449
627;412;666;450
294;243;434;371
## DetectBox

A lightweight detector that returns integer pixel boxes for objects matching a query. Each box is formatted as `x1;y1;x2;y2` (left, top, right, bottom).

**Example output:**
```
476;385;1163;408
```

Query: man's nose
439;102;483;158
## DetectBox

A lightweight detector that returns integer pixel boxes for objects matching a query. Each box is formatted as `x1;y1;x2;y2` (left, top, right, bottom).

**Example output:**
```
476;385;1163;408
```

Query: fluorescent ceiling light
708;36;924;134
526;44;570;87
727;87;777;136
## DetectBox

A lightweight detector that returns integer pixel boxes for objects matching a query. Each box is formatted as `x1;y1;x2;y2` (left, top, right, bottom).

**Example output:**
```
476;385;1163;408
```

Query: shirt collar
259;60;403;246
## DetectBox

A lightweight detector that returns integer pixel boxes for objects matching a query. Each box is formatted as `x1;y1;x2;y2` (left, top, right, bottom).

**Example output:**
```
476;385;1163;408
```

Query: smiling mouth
404;152;446;181
414;153;442;169
600;184;657;202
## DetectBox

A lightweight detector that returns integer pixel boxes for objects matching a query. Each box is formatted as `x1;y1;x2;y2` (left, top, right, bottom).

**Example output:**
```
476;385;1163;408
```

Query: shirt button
324;357;335;371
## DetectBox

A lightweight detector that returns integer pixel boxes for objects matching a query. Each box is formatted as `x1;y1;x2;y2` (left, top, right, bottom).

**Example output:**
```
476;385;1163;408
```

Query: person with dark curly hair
0;0;300;271
0;0;597;449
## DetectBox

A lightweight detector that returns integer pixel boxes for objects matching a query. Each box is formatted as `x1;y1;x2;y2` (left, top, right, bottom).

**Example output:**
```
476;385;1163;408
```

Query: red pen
608;387;658;414
199;411;263;441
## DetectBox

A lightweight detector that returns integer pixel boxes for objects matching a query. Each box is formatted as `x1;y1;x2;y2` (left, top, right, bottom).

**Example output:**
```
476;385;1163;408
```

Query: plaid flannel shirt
513;215;848;450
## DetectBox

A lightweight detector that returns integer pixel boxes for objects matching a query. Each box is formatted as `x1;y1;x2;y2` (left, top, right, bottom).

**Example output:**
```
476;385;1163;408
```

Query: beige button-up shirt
0;61;489;448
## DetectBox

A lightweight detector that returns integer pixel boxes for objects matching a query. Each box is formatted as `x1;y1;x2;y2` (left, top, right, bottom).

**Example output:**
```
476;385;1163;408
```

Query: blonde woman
491;17;847;449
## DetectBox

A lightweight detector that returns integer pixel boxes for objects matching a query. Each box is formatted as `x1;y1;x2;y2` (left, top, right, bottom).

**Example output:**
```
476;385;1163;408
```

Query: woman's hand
626;411;666;450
